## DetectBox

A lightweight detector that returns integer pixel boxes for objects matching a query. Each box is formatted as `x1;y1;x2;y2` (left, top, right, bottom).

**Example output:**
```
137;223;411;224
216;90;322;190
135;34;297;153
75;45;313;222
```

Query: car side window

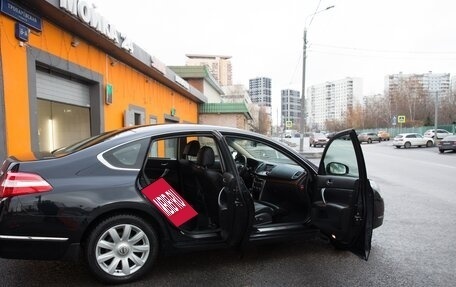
322;138;359;177
149;138;178;159
102;138;149;169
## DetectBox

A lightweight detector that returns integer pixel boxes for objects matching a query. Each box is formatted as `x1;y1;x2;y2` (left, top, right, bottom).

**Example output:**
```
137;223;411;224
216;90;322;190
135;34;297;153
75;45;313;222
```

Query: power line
312;43;456;55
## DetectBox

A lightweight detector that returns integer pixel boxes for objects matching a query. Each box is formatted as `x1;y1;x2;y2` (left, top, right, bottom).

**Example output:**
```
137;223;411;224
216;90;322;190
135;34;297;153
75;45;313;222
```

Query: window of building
37;99;91;152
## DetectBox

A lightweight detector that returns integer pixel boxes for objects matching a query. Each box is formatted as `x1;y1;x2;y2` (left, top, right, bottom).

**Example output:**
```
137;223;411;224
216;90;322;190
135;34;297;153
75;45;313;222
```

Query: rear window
51;128;139;157
101;138;150;170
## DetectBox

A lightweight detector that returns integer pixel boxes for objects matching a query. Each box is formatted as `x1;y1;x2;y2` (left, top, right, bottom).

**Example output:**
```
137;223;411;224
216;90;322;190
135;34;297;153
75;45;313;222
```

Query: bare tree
439;90;456;124
257;106;272;135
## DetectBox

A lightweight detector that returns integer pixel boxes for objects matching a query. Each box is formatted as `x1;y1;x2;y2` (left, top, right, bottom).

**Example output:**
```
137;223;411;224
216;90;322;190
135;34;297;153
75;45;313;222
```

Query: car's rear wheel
367;138;372;144
426;141;433;147
404;142;411;149
439;149;444;153
85;214;159;284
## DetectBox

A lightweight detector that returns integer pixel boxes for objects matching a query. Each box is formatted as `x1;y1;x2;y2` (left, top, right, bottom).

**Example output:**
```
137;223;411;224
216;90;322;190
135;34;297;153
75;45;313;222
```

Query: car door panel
312;129;373;260
144;158;180;190
312;175;358;239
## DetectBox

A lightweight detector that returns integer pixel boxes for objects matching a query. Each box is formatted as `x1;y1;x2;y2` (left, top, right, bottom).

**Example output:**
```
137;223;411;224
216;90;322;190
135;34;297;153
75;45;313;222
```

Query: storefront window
37;99;91;152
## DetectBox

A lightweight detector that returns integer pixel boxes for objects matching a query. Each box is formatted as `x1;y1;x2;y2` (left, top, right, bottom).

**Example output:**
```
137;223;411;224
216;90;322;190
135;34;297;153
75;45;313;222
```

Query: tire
367;138;372;144
85;214;159;284
404;142;411;149
426;141;433;148
439;149;444;153
395;146;401;149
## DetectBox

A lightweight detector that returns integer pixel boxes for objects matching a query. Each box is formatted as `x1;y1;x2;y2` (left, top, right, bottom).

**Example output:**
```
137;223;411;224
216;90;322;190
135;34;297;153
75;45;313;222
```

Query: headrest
183;140;200;157
197;146;215;167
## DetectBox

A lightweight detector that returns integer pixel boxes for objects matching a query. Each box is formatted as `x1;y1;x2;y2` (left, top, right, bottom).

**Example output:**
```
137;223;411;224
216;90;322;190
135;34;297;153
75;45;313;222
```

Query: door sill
179;228;221;239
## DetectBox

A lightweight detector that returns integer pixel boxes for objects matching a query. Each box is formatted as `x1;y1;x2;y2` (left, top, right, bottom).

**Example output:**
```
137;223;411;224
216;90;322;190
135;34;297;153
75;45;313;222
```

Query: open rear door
311;129;374;259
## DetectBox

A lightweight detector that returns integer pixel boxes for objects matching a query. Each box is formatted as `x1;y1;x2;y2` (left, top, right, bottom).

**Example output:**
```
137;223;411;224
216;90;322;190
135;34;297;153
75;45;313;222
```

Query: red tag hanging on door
142;178;197;227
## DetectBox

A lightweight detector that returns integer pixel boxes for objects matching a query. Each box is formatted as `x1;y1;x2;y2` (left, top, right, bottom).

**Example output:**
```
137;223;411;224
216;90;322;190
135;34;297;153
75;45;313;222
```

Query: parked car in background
0;125;383;284
309;132;329;147
377;130;390;141
437;135;456;153
392;133;434;149
423;129;452;139
284;129;293;138
325;132;336;139
358;132;381;144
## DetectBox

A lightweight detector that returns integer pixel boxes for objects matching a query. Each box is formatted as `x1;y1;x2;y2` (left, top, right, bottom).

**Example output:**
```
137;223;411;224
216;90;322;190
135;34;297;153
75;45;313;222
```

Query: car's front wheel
85;214;159;284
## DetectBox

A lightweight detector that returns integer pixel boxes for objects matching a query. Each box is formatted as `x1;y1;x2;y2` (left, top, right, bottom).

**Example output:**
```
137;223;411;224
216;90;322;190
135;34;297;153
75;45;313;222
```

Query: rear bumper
438;145;456;151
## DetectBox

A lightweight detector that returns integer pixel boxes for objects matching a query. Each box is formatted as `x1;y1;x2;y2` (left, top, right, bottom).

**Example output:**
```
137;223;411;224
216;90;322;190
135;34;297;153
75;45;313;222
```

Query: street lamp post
434;91;439;142
299;5;335;153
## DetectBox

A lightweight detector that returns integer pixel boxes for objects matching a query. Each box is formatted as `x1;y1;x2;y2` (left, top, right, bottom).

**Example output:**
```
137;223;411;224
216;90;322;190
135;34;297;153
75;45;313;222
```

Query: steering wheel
234;153;247;175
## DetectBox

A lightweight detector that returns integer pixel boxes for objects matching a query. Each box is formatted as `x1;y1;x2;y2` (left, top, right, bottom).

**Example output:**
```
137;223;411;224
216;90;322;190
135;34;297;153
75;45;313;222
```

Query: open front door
311;129;374;259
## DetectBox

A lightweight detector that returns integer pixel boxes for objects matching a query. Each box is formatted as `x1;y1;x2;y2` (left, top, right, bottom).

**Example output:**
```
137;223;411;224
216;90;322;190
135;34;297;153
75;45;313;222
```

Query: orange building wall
0;15;198;156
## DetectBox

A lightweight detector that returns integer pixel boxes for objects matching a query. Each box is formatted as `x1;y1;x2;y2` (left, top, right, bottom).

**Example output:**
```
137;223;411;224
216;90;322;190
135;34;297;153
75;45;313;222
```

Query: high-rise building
185;54;232;86
281;89;301;129
385;71;450;100
308;77;363;130
249;77;272;108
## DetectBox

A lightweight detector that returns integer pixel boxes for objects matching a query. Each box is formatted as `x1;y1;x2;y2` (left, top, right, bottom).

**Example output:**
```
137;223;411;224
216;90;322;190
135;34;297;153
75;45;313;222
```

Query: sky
93;0;456;119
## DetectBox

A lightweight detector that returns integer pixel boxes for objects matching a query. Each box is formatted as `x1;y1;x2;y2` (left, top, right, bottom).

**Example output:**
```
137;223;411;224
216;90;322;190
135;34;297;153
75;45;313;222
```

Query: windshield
226;137;297;165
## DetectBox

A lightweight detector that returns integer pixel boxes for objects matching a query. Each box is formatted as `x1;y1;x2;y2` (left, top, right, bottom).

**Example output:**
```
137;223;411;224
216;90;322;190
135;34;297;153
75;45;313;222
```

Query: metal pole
434;91;439;141
299;29;307;153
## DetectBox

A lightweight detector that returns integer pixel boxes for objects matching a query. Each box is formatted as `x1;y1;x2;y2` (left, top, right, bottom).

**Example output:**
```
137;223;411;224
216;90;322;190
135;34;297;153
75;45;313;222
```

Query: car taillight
0;172;53;198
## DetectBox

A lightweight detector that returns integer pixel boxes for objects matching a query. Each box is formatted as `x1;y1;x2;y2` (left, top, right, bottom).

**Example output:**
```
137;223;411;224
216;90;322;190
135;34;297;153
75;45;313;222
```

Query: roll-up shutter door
36;70;90;107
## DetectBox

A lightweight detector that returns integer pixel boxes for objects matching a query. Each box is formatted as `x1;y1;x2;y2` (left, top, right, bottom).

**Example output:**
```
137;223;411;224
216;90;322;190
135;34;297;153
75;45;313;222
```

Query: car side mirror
326;162;349;175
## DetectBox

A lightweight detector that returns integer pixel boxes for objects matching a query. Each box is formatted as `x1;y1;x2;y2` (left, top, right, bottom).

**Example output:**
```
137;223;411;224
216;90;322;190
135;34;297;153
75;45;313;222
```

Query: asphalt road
1;141;455;286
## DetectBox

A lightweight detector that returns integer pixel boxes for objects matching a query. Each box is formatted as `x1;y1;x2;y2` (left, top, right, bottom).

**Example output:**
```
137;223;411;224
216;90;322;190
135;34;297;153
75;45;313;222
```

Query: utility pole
434;91;439;142
299;5;334;153
299;29;307;153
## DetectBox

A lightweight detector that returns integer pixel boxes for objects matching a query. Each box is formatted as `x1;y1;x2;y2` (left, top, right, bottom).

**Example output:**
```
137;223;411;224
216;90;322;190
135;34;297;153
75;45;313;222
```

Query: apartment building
307;77;363;130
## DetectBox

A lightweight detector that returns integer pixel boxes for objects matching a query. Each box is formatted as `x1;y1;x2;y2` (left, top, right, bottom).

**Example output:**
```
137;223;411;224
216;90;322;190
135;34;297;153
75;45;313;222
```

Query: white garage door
36;70;90;107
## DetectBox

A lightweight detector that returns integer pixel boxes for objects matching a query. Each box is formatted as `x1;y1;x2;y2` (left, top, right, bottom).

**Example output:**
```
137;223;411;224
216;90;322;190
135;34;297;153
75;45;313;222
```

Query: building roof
185;54;232;60
169;66;224;95
199;103;252;120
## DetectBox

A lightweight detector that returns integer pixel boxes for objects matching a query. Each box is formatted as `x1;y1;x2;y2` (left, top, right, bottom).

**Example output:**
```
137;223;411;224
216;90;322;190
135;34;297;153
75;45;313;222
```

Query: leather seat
178;140;200;204
193;146;224;226
193;146;276;227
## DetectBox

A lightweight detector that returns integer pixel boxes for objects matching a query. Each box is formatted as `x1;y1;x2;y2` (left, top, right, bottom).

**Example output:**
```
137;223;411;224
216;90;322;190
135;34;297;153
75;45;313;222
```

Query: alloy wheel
95;223;150;277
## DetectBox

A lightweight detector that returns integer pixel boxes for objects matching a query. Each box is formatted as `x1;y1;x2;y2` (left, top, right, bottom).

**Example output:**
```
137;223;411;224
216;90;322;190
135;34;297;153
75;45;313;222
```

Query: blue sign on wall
1;0;42;31
15;22;28;42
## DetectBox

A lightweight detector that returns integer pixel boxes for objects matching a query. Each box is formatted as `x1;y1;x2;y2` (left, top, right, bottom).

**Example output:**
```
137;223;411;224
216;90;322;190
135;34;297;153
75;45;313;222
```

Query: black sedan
0;125;384;284
438;135;456;153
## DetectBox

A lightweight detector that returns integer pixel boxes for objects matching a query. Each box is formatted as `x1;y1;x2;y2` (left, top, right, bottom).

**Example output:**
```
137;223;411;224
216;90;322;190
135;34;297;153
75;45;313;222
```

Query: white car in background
393;133;434;149
423;129;452;139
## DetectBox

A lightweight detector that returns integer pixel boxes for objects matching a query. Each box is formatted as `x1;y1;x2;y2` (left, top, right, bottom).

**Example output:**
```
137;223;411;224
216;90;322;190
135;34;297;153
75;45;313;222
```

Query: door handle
326;179;333;186
321;187;326;205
